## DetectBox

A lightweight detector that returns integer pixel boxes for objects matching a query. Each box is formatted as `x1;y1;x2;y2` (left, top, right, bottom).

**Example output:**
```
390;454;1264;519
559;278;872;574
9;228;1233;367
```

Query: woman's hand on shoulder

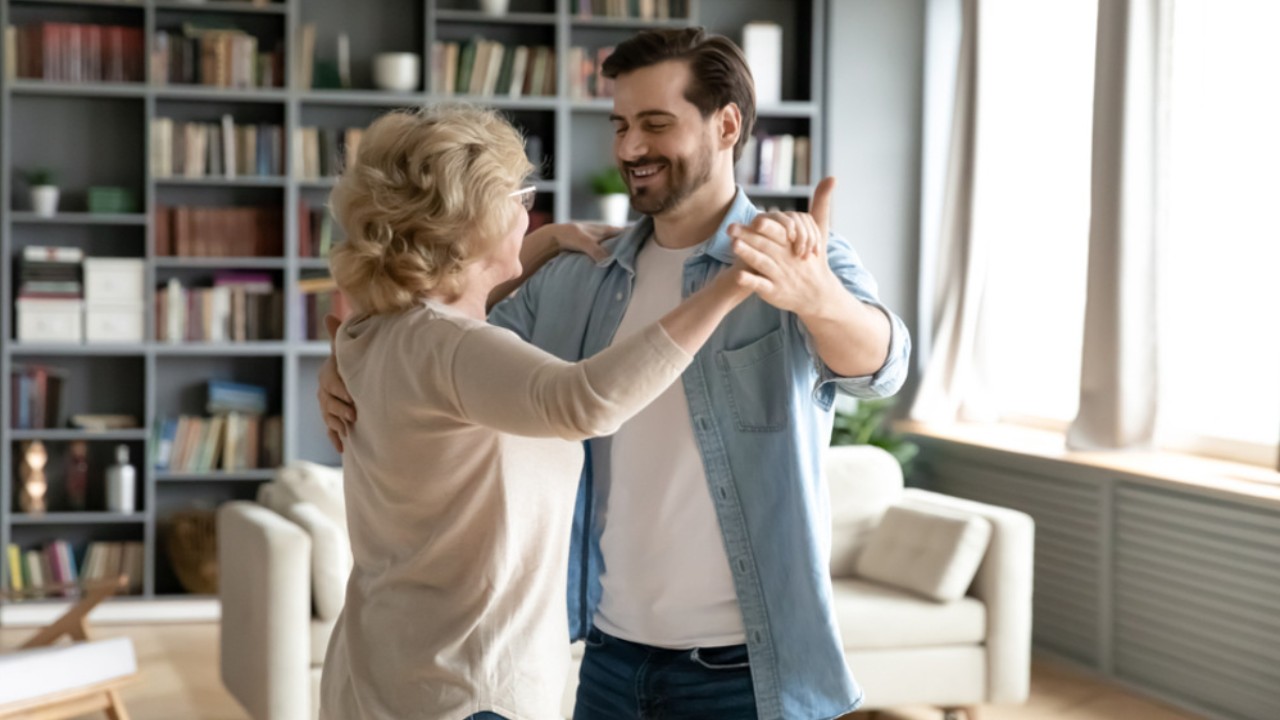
531;222;624;263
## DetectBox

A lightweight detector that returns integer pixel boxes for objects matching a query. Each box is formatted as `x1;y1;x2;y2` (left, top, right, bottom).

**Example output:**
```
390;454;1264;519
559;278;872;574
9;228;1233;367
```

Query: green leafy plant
830;397;920;476
24;168;57;187
591;166;628;195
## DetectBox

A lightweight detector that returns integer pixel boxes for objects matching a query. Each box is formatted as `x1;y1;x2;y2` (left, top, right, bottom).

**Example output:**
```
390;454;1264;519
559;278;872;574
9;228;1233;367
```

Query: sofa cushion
262;461;346;530
311;617;337;667
831;578;986;650
825;445;905;578
282;502;352;621
854;503;992;602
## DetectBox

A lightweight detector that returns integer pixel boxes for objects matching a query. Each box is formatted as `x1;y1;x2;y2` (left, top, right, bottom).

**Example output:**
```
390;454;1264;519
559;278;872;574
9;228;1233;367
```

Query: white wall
826;0;925;394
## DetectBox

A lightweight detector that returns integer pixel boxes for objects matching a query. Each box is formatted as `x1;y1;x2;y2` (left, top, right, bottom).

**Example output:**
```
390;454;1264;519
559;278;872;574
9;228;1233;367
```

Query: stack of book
153;381;283;472
6;22;146;83
154;205;284;257
151;116;286;178
5;542;144;598
737;134;813;191
430;40;556;98
568;46;615;99
156;274;284;342
18;246;82;301
151;23;284;88
9;364;68;430
298;201;339;259
293;126;363;181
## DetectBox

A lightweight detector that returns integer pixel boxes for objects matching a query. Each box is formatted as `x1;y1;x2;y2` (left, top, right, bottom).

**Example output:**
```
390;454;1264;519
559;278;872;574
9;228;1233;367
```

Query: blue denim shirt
488;188;911;720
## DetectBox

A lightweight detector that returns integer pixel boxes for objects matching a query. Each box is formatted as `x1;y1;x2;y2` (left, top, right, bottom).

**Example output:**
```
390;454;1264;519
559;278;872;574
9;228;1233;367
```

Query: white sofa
219;447;1033;720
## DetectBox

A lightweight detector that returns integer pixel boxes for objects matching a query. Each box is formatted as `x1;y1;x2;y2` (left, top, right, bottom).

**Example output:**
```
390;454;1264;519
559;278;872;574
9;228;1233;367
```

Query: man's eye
646;124;669;132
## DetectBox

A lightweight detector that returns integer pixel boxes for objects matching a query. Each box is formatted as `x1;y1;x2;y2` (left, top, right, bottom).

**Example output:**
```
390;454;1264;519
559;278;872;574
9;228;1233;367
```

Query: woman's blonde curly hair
328;104;534;314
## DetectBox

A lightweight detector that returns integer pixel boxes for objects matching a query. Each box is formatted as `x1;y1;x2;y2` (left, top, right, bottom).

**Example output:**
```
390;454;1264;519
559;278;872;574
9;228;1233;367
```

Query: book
70;414;140;431
207;380;268;415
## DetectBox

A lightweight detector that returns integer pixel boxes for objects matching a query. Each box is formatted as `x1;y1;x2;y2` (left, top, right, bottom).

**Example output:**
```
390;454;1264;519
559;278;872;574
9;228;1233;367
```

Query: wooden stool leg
104;689;132;720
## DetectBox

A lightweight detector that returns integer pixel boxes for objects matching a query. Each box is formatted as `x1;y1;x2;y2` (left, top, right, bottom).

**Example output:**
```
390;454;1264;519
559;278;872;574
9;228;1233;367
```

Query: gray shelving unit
1;0;825;617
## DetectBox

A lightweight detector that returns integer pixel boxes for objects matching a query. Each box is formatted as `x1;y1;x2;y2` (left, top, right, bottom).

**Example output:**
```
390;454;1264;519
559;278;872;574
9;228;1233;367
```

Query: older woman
318;105;753;720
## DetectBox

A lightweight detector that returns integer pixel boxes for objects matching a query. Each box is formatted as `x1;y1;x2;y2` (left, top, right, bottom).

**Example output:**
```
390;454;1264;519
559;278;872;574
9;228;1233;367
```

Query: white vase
480;0;510;16
373;53;420;92
31;186;59;217
598;193;630;226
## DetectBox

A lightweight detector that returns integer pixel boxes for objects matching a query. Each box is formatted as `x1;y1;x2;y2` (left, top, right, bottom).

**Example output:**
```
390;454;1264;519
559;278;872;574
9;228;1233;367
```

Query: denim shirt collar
598;186;760;273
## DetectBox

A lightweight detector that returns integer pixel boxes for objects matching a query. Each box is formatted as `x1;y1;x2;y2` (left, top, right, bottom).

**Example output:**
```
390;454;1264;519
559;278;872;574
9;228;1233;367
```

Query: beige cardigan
321;300;691;720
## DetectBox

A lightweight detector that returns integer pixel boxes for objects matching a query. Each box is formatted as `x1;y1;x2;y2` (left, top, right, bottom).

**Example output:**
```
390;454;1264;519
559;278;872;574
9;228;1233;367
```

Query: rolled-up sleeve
796;232;912;399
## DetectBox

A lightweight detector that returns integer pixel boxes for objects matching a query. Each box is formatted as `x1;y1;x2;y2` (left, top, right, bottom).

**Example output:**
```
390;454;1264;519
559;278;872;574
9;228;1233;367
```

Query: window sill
896;420;1280;509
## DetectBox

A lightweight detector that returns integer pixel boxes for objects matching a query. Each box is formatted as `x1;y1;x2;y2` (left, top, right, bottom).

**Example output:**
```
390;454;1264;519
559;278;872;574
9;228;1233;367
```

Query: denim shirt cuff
807;301;910;400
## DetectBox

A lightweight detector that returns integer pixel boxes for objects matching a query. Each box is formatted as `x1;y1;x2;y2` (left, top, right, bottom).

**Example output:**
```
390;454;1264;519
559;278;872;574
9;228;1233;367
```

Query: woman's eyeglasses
509;185;536;212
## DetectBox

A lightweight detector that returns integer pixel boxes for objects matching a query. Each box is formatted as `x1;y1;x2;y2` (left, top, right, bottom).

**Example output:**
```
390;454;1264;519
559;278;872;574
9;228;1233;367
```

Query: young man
319;28;910;720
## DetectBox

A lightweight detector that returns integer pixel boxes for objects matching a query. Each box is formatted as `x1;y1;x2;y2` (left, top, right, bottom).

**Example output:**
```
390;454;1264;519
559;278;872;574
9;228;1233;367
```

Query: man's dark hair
601;27;756;162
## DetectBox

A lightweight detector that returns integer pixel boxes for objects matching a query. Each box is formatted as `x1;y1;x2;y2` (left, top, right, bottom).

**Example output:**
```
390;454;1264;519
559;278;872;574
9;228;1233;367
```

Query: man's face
610;60;718;216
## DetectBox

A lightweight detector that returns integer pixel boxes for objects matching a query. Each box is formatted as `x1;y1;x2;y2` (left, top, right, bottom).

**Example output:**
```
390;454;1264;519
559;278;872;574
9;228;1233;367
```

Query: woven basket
168;509;219;595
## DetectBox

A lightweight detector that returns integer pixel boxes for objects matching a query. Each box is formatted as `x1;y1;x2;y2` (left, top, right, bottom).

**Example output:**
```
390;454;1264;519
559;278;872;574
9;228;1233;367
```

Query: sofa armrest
901;488;1035;704
218;501;314;720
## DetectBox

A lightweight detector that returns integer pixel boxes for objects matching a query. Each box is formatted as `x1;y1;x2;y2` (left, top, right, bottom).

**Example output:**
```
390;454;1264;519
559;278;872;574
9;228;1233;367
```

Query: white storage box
83;258;145;305
16;298;83;343
86;304;145;344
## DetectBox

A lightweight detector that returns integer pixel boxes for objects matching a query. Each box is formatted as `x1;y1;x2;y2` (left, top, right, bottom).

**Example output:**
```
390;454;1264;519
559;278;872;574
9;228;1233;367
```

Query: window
970;0;1098;426
1158;0;1280;466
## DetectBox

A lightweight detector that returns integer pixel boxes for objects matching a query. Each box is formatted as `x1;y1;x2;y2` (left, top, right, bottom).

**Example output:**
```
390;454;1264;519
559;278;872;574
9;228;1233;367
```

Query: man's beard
623;144;714;216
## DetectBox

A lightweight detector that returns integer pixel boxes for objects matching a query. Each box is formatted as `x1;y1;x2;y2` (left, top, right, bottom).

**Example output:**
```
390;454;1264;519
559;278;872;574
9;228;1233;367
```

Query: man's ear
718;103;743;152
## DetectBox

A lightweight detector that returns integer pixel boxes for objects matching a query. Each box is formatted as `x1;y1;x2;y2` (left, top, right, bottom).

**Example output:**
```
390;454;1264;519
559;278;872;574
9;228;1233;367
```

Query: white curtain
910;0;988;423
1066;0;1171;450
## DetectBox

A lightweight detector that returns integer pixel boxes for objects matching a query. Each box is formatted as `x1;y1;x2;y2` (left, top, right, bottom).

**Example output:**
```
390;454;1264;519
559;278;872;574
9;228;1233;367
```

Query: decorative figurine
19;440;49;515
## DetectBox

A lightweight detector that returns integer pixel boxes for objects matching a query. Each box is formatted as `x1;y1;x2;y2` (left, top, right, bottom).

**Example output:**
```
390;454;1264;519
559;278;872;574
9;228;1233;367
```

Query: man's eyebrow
608;110;678;123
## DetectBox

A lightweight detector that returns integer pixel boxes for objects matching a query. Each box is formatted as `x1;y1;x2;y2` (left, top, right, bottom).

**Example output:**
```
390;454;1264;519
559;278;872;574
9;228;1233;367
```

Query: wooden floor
0;623;1203;720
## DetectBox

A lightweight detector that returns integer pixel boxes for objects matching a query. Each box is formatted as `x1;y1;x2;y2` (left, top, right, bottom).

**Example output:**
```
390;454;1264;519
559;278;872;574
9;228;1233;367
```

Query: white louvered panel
1115;484;1280;720
926;461;1104;666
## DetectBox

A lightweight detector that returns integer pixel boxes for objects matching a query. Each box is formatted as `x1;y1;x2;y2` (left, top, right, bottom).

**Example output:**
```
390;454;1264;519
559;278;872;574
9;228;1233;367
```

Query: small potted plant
591;167;630;227
25;168;60;217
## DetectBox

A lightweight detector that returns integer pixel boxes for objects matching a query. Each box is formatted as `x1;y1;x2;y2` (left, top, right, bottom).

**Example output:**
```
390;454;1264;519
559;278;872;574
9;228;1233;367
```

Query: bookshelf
1;0;826;619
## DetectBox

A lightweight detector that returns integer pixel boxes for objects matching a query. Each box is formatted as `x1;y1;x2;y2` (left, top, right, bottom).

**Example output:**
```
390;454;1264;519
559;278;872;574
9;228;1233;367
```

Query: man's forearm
799;275;892;378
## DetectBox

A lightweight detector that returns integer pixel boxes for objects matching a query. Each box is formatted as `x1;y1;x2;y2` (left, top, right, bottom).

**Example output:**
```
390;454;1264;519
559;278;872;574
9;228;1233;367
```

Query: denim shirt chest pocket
715;326;791;432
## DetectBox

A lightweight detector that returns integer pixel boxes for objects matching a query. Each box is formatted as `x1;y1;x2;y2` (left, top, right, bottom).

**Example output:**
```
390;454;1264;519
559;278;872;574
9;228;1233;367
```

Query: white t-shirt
594;239;747;648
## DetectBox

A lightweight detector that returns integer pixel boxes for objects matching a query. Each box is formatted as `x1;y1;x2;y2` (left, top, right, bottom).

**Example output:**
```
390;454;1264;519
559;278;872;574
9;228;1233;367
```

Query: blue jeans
573;626;758;720
464;714;507;720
